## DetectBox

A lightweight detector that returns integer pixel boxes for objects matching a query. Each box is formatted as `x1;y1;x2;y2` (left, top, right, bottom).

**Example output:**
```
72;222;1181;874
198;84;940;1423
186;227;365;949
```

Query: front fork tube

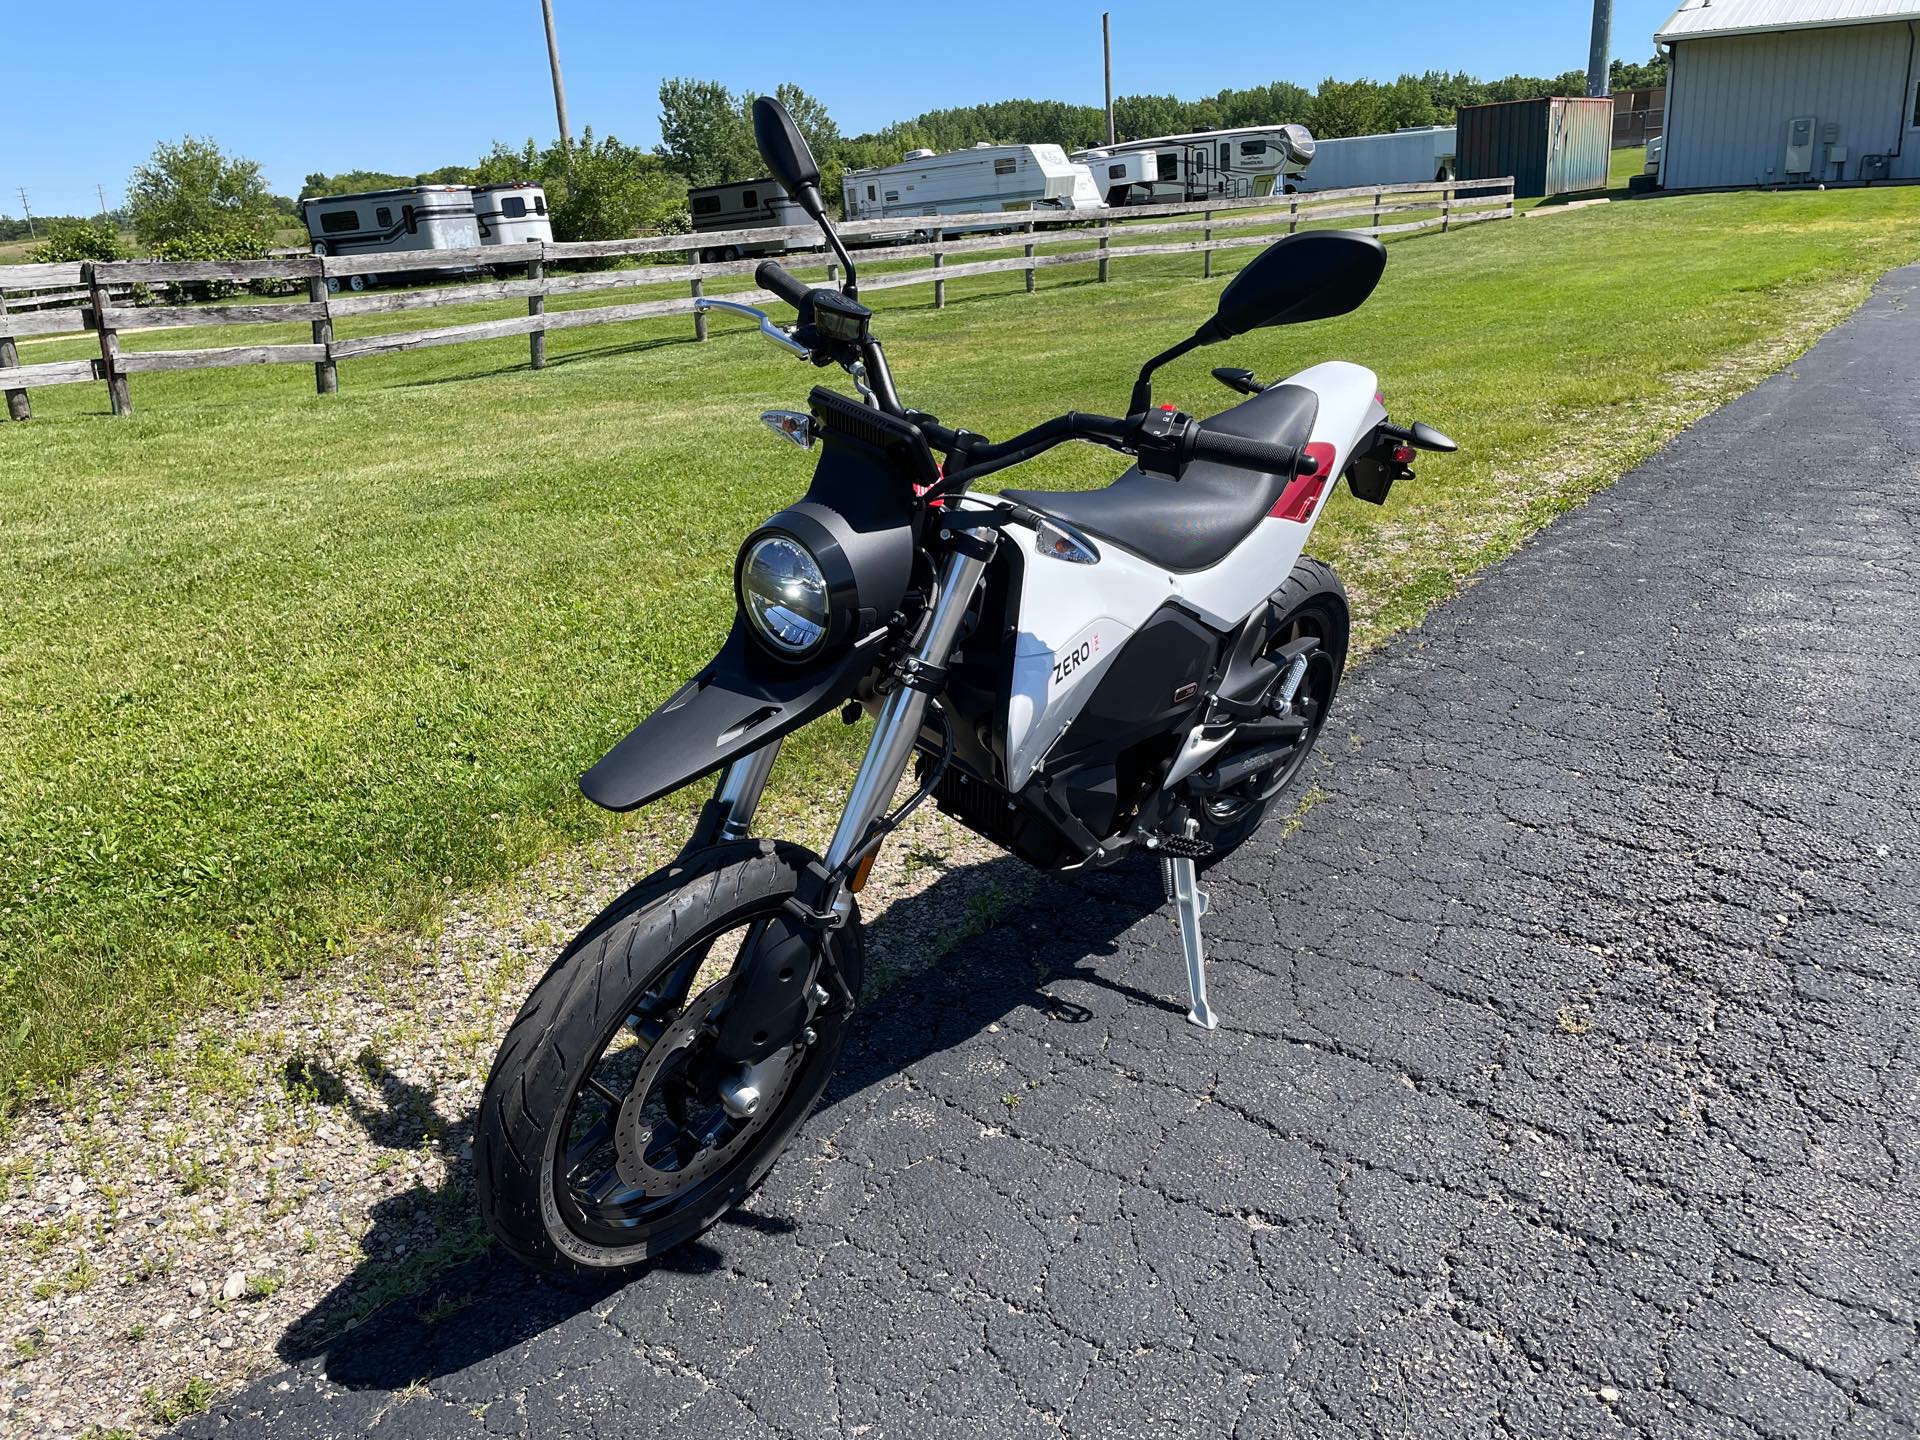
823;528;996;915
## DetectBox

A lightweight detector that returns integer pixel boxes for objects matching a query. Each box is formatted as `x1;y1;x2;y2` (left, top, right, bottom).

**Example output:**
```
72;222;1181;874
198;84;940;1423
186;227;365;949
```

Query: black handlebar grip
755;260;812;310
1186;427;1308;478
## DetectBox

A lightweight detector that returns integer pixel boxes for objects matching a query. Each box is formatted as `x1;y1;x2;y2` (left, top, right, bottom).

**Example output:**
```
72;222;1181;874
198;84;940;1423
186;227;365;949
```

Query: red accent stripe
1268;442;1337;523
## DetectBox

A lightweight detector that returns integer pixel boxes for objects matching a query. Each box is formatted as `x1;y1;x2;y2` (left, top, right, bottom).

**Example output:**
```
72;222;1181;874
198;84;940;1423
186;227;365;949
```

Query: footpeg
1160;853;1218;1030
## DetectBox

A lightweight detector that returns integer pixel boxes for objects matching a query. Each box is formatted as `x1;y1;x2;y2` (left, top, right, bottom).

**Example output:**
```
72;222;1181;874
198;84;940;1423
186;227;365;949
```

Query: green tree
1380;74;1439;131
301;168;413;197
548;130;688;241
1610;54;1669;90
656;78;758;186
128;136;273;247
1309;79;1388;139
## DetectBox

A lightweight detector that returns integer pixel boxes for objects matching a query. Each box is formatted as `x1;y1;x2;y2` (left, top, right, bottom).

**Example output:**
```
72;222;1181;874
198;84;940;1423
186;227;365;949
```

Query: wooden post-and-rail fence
0;178;1516;421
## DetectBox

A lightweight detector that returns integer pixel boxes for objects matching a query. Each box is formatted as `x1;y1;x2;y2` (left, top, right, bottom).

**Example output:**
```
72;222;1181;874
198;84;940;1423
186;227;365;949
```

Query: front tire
475;840;862;1277
1191;557;1348;866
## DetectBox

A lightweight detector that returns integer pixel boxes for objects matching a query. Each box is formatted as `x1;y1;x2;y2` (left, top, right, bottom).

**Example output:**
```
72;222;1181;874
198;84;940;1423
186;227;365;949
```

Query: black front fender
579;617;883;813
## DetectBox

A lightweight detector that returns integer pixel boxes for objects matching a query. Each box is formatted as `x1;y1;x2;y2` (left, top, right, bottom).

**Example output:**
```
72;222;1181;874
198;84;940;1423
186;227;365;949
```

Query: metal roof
1658;0;1920;40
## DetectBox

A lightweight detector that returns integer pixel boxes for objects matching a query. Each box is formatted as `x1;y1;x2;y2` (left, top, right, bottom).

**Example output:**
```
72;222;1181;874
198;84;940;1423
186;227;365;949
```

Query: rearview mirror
752;96;824;216
1211;230;1386;338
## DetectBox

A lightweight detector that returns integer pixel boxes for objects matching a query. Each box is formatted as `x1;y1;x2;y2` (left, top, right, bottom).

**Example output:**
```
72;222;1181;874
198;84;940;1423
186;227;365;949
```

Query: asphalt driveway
183;266;1920;1440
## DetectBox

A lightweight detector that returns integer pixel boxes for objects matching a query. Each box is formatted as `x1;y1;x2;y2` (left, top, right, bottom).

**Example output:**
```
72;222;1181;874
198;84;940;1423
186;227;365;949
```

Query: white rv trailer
688;178;823;261
473;182;554;246
1292;126;1457;192
301;185;481;289
840;143;1104;235
1072;124;1316;205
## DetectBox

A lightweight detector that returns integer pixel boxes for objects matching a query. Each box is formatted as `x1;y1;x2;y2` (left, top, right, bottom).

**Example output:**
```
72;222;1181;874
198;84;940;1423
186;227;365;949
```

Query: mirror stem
1128;322;1218;416
798;183;860;297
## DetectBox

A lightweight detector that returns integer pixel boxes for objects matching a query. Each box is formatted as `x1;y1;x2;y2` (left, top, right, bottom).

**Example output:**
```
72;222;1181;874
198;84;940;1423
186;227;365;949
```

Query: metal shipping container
1456;97;1613;198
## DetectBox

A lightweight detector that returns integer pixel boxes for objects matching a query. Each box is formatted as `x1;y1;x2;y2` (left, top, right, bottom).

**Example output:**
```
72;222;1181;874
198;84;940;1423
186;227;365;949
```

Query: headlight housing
739;535;831;658
734;497;915;668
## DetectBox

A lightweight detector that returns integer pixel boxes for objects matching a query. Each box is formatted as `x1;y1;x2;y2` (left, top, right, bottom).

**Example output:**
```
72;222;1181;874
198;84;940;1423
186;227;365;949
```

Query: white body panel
842;144;1099;232
961;360;1384;790
1294;127;1457;191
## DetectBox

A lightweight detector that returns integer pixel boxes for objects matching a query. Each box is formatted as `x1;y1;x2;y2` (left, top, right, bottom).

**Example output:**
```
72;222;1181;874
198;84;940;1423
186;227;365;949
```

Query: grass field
3;182;1918;1111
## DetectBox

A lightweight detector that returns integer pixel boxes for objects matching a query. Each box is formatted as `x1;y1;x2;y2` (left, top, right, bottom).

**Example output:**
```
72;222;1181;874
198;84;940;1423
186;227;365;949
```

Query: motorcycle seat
1003;383;1320;574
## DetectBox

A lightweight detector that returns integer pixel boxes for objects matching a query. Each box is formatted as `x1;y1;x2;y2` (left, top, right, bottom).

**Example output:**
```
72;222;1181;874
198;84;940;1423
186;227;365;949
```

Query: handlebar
1185;427;1308;479
932;408;1314;492
755;260;812;312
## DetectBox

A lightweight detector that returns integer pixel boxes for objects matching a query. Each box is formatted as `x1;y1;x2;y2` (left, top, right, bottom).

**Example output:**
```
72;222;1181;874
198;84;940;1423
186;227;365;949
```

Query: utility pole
15;188;33;238
1587;0;1614;98
1102;12;1116;146
96;183;110;225
540;0;573;153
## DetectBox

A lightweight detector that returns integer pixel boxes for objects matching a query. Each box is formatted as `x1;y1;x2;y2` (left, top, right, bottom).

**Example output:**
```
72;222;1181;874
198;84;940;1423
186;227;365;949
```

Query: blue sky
6;0;1675;217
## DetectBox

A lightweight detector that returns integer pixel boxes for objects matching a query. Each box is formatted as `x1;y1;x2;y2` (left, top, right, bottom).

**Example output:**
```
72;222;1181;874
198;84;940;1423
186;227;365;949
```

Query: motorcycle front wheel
475;839;862;1277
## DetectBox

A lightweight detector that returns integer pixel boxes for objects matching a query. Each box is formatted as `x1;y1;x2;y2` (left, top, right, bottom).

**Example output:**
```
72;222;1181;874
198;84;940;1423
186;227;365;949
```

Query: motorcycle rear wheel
1191;557;1348;867
475;839;861;1277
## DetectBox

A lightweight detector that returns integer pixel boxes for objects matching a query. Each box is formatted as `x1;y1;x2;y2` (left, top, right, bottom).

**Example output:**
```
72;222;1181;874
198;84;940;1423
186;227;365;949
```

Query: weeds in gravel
143;1376;213;1426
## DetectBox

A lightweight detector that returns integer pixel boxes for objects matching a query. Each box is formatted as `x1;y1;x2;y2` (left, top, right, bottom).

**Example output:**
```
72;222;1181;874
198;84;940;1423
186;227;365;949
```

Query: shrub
30;220;121;265
149;229;272;302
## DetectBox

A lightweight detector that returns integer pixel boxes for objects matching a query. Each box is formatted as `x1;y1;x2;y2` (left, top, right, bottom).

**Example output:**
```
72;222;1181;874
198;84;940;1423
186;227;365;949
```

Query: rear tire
475;840;862;1278
1190;557;1348;867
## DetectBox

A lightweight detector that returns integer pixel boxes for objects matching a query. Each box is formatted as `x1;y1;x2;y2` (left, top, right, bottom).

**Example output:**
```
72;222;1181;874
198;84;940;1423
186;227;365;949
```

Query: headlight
739;535;831;657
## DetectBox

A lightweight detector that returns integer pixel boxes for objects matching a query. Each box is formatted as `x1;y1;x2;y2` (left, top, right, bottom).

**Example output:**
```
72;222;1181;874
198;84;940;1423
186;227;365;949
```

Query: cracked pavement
181;267;1920;1438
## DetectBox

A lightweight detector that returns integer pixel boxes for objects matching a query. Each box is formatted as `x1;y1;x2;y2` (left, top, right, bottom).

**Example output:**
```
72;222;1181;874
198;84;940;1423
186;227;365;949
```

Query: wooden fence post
932;228;945;309
1441;183;1452;234
85;264;131;417
1098;229;1110;284
1372;187;1382;236
1288;196;1299;236
528;250;548;368
307;268;338;395
0;291;28;421
1023;219;1036;294
1203;210;1213;279
691;276;707;342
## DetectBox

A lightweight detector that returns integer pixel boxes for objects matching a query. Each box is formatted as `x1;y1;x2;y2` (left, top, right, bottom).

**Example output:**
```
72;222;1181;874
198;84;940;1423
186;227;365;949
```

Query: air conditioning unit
1861;154;1891;182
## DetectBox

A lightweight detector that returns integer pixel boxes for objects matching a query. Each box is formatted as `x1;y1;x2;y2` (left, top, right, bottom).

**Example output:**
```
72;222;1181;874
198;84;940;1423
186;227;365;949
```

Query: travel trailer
840;143;1105;234
688;178;822;261
473;182;554;246
1073;125;1316;204
1293;127;1457;192
301;185;481;288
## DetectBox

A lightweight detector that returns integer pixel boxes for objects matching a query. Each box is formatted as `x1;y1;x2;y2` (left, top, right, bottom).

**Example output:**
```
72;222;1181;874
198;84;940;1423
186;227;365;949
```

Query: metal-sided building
1656;0;1920;189
1456;97;1614;197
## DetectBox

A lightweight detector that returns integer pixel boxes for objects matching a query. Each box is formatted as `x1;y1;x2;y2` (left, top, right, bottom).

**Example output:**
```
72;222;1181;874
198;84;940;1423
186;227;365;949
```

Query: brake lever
693;297;813;360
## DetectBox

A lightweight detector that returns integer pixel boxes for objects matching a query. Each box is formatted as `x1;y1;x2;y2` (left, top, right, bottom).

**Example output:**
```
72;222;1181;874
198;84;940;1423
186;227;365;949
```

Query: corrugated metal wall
1664;21;1919;189
1458;98;1613;197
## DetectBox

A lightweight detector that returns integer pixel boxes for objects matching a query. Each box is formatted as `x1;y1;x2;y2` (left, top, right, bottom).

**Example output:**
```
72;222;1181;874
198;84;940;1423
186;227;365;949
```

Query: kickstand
1160;853;1218;1030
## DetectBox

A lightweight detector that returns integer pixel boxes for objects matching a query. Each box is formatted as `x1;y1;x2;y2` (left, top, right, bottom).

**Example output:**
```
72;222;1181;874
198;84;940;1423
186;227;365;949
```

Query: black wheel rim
1203;608;1338;824
549;907;819;1247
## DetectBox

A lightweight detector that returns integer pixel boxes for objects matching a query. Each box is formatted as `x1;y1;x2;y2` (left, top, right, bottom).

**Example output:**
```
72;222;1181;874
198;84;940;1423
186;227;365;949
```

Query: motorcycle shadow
273;848;1179;1394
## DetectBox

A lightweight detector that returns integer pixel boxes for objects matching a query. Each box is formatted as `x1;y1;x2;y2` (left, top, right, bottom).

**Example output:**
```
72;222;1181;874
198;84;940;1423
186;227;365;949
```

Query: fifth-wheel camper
1073;125;1316;204
301;185;481;288
840;144;1104;233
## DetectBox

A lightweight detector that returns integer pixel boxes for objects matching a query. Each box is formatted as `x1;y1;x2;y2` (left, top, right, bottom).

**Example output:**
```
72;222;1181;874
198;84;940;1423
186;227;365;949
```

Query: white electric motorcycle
476;99;1455;1276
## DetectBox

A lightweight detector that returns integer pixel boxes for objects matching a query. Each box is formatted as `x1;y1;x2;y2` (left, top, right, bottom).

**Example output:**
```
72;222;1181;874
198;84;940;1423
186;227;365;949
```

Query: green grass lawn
3;184;1917;1111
